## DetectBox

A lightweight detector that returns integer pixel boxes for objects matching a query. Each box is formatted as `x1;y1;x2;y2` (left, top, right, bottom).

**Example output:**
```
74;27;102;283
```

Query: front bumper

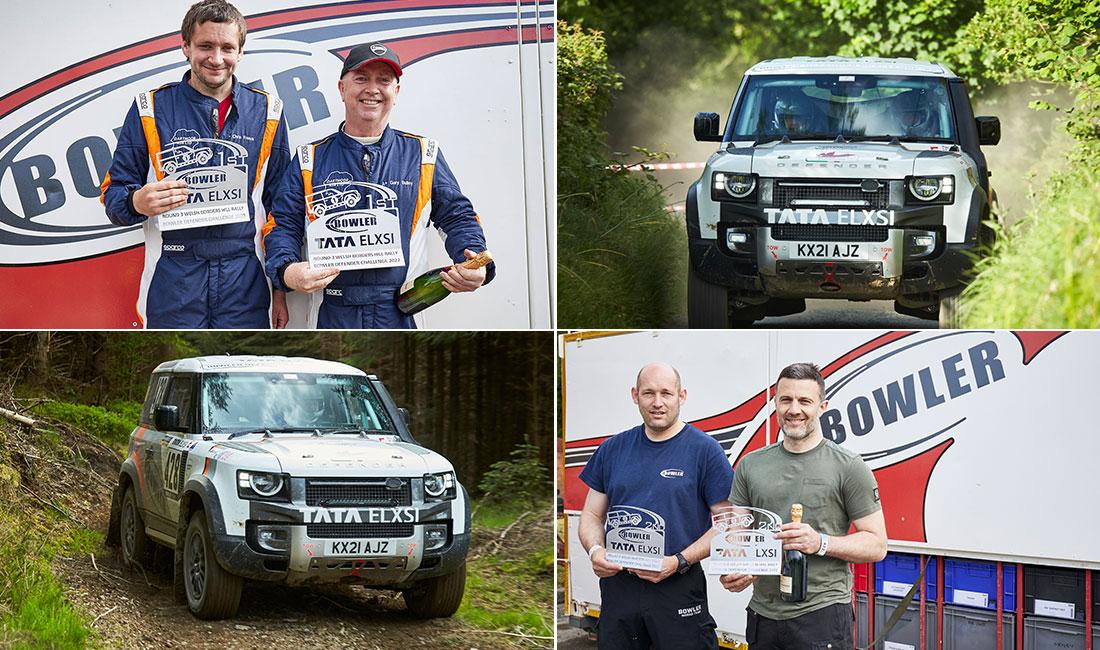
210;499;467;586
688;190;978;302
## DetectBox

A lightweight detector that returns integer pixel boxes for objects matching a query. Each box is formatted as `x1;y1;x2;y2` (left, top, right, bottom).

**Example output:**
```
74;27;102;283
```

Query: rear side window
140;374;170;427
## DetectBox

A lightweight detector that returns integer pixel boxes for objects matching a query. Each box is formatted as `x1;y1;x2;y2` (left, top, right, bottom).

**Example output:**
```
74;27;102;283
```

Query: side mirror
976;116;1000;146
154;405;181;432
398;407;411;426
694;112;723;142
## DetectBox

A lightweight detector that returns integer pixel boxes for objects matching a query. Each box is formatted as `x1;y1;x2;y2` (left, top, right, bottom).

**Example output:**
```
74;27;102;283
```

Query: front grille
305;479;412;507
306;523;415;539
773;179;890;210
771;224;889;242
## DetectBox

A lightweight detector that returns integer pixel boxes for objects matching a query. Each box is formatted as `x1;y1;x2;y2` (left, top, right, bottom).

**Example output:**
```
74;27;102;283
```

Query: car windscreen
201;373;395;433
731;74;956;142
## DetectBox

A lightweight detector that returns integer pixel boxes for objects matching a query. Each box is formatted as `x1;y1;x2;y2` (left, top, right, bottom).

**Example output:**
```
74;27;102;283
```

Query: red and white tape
609;161;707;172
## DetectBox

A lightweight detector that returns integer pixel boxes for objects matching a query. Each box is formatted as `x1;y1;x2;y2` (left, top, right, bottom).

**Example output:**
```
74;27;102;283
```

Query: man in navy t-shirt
579;362;734;649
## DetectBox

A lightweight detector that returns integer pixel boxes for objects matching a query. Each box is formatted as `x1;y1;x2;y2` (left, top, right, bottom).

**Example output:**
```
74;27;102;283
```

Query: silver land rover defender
107;356;469;620
688;57;1000;327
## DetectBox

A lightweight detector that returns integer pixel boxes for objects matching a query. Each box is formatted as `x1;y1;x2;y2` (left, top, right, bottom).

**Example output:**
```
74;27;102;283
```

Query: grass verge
962;163;1100;326
456;500;553;644
28;400;141;451
0;508;99;649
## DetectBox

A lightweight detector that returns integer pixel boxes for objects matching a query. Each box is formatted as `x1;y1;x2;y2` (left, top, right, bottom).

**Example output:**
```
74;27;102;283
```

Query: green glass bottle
779;503;808;602
396;250;493;315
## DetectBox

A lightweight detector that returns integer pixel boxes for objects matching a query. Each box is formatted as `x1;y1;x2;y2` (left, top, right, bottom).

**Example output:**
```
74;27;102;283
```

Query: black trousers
746;602;854;650
597;564;718;650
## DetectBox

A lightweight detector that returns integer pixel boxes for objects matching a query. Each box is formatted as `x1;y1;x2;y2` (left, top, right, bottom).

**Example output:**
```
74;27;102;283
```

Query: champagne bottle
779;503;808;602
396;250;493;315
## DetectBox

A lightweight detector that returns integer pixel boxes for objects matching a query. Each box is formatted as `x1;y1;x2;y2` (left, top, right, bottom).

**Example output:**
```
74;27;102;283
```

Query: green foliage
964;0;1100;145
456;568;550;636
560;0;844;63
477;441;550;508
813;0;987;81
557;22;686;328
961;165;1100;326
456;501;552;640
30;401;133;448
560;0;729;59
103;401;142;425
0;512;91;649
60;528;103;557
472;500;536;530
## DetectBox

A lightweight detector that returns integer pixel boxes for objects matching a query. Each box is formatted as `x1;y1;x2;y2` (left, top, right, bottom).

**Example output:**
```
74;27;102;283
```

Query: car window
200;373;396;433
140;374;171;427
732;74;956;141
164;376;195;432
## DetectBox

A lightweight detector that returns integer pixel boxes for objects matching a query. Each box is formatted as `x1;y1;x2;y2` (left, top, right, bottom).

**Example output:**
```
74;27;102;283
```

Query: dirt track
59;549;518;649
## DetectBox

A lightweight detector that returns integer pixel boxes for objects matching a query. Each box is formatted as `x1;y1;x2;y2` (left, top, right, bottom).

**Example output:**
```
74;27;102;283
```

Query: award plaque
705;505;783;575
304;179;406;271
604;505;666;571
158;165;250;231
306;210;406;271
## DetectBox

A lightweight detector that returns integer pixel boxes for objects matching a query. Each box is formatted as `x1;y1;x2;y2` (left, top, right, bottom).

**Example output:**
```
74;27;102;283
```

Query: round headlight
249;472;283;497
424;474;445;497
724;173;756;198
909;176;942;201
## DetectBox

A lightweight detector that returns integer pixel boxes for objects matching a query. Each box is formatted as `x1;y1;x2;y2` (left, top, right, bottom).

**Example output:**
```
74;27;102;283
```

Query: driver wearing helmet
772;91;816;135
894;91;934;136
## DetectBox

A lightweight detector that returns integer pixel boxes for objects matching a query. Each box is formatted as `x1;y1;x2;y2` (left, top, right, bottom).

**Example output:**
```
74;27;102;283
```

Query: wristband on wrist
588;544;603;559
675;551;690;574
126;188;143;217
816;533;829;556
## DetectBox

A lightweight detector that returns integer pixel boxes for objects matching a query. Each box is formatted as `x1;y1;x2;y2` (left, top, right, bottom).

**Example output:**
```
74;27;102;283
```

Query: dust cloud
972;82;1076;224
603;27;751;207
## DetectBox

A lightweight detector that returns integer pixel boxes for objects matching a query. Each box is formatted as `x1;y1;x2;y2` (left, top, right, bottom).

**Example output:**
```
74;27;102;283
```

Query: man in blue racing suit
100;0;290;329
263;41;494;329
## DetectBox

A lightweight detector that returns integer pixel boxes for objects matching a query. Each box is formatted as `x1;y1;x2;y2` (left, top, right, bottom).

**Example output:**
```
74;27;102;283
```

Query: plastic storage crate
1023;566;1085;621
855;562;871;593
941;604;1015;650
870;594;938;650
943;559;1017;611
875;552;938;600
1022;615;1098;650
857;593;869;648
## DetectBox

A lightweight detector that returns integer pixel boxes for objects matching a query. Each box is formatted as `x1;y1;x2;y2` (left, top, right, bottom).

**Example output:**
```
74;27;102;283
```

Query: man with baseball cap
262;41;494;328
101;0;291;328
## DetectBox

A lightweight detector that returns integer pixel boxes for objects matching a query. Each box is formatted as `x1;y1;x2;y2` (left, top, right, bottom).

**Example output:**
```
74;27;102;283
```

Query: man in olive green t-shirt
720;362;887;649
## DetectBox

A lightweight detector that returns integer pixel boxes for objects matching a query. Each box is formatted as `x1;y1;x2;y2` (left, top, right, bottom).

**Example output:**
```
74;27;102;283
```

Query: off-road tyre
404;562;467;618
183;510;242;619
120;486;153;568
688;270;732;328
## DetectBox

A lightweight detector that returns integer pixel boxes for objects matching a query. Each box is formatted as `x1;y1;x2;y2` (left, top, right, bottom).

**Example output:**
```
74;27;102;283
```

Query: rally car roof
746;57;956;79
153;355;368;376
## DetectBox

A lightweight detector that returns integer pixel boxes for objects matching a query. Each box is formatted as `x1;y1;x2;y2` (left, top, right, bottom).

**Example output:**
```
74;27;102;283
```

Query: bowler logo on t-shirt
659;468;685;479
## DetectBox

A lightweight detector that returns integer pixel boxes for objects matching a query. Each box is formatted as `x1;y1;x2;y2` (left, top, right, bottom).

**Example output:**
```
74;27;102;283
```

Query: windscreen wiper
225;427;321;440
323;427;397;437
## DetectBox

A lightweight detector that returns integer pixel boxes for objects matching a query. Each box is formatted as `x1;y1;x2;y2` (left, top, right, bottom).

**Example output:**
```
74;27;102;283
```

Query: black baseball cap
340;42;402;78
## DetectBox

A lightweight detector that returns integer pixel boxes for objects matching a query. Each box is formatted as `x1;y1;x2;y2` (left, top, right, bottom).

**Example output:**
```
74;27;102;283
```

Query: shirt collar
179;71;240;107
336;122;394;150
